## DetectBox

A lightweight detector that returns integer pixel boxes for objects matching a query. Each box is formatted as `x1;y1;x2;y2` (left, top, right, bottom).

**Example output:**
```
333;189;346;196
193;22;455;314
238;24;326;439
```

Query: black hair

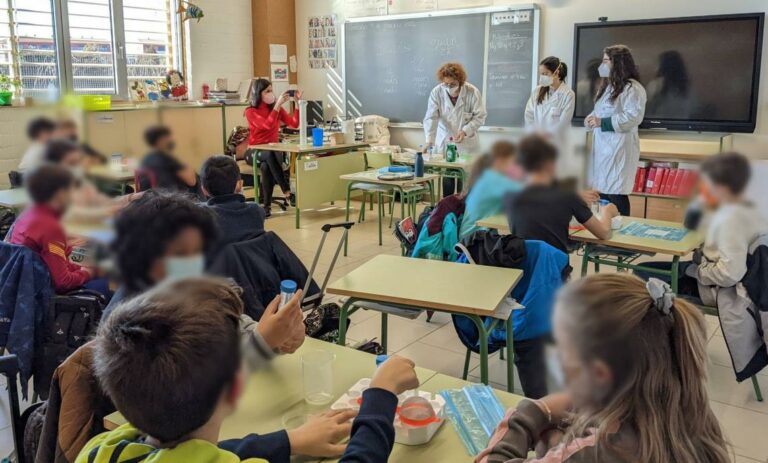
144;125;172;148
200;155;240;197
27;117;56;141
44;139;80;164
516;135;558;173
25;164;75;203
248;78;274;110
111;191;218;292
536;56;568;105
700;152;751;196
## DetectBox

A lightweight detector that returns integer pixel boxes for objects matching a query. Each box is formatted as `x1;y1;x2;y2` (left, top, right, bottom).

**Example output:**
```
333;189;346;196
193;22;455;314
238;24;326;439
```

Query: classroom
0;0;767;461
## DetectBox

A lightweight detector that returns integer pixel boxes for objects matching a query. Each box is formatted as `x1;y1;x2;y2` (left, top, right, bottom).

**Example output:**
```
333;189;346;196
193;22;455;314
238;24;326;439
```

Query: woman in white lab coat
424;62;487;195
524;56;575;148
585;44;647;216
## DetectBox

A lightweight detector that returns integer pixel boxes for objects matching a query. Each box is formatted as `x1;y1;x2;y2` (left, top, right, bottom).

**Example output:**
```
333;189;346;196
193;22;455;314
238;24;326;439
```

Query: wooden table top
570;217;703;256
340;170;440;188
249;142;369;154
326;255;523;316
392;155;472;169
0;188;29;208
87;165;135;182
476;214;509;234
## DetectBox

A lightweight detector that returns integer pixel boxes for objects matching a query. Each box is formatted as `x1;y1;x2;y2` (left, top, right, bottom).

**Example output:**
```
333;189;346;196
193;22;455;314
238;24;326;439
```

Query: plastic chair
247;149;289;212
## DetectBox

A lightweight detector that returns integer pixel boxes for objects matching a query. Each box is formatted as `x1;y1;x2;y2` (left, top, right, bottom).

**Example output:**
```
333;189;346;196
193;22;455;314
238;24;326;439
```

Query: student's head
112;192;217;292
44;139;82;169
536;57;567;104
93;277;245;443
27;117;56;143
200;155;243;197
699;152;751;207
24;164;75;212
553;274;730;463
436;62;467;96
516;135;557;177
249;78;275;109
144;125;175;153
54;118;79;142
489;140;517;176
597;44;640;103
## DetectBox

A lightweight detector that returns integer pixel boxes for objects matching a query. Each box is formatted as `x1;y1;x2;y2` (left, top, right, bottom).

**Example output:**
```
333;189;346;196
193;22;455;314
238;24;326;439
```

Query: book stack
632;162;699;197
208;91;242;104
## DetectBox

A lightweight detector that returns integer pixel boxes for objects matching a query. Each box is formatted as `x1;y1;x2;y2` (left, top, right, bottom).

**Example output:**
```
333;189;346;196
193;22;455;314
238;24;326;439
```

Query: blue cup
312;127;324;147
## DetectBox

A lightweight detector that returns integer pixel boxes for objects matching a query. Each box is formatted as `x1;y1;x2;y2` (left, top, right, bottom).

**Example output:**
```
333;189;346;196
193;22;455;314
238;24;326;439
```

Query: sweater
245;103;300;145
205;194;266;249
8;204;91;293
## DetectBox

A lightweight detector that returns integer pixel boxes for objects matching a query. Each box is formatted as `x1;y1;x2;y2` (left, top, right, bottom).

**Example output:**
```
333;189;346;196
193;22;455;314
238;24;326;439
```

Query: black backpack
33;290;106;399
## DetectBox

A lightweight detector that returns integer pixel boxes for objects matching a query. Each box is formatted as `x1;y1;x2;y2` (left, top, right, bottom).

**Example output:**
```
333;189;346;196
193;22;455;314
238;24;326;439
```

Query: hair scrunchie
646;278;675;316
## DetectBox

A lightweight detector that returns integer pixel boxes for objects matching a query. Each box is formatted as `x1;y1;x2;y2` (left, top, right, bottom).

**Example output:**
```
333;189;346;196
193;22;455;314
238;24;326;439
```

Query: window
1;0;178;98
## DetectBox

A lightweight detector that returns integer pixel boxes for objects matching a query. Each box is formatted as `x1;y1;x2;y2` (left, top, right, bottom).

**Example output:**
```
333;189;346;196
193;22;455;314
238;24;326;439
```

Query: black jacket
744;244;768;312
461;229;526;268
205;194;266;250
208;231;321;319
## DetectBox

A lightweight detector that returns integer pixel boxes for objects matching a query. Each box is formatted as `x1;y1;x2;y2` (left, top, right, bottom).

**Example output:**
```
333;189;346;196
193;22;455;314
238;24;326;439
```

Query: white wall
295;0;768;167
186;0;254;97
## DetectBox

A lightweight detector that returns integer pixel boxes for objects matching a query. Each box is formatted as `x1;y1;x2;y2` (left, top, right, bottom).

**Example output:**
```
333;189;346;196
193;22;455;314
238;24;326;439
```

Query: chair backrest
134;167;157;193
0;354;26;463
9;170;23;188
364;151;393;170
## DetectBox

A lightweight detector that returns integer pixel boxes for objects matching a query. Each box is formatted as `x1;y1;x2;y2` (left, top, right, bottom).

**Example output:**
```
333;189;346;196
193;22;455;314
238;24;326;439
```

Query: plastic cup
312;127;324;147
302;350;335;405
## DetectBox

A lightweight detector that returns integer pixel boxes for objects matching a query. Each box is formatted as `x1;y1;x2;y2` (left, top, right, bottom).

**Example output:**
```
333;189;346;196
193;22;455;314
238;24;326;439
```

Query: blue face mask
164;254;205;280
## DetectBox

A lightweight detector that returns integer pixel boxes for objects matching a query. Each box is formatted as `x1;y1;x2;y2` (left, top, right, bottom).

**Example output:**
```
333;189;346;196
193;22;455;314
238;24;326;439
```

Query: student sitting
504;135;617;254
54;117;109;167
637;152;767;299
7;165;101;294
140;125;200;195
200;155;266;248
79;277;420;463
477;274;730;463
17;116;56;172
459;140;522;240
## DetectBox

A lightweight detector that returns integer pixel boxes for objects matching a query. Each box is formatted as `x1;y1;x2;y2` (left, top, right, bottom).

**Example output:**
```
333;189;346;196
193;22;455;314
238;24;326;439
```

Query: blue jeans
83;277;113;300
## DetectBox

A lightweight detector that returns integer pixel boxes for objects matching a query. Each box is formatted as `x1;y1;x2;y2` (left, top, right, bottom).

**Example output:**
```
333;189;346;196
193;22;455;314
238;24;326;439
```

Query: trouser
259;151;290;209
83;277;113;301
633;261;701;299
599;193;631;216
443;177;463;197
513;336;548;399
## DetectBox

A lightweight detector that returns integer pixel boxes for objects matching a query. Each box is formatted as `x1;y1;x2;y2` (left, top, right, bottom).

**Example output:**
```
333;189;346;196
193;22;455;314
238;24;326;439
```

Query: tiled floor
2;200;767;462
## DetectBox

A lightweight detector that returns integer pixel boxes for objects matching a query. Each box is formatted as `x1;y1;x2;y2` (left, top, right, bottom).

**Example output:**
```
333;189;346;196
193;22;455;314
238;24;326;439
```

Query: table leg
398;187;405;221
427;179;436;206
295;208;301;229
466;315;490;385
505;313;515;393
337;298;356;346
344;182;353;256
580;245;591;277
670;255;680;294
381;313;388;353
377;192;383;246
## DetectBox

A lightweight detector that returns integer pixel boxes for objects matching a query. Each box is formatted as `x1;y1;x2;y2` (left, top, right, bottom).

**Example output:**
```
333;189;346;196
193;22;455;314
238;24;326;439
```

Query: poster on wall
437;0;492;9
271;64;289;82
344;0;387;17
308;15;338;69
387;0;436;14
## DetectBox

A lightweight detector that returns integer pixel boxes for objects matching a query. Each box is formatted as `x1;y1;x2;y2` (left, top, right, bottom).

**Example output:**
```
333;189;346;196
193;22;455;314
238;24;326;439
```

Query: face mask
598;62;611;78
538;75;553;87
164;254;205;280
263;93;276;105
69;166;85;179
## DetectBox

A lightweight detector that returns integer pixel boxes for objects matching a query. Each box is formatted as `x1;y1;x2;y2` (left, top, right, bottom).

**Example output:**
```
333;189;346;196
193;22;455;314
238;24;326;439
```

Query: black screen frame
572;13;764;133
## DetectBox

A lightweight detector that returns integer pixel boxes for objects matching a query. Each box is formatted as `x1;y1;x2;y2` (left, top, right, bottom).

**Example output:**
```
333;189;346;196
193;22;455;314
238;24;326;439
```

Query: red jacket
8;204;90;294
245;103;300;145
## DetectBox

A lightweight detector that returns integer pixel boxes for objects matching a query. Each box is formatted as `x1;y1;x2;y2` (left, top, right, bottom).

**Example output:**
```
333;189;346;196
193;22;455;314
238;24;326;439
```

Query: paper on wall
271;63;289;82
289;55;298;73
343;0;387;17
387;0;436;14
436;0;492;9
269;43;288;62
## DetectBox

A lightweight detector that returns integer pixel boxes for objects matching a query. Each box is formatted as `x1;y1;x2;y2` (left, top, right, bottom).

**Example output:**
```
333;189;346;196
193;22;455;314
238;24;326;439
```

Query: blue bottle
415;151;424;177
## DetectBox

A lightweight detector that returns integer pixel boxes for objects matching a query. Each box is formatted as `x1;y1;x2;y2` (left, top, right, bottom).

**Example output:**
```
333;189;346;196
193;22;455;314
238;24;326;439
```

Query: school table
339;171;438;252
86;165;135;196
391;154;471;197
570;217;703;293
0;188;29;211
327;254;523;391
249;142;370;228
475;214;509;234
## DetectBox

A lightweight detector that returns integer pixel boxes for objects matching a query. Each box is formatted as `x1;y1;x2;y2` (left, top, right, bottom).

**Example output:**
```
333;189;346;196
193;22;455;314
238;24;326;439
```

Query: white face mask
598;62;611;78
538;75;554;87
262;93;276;105
164;254;205;280
442;83;460;97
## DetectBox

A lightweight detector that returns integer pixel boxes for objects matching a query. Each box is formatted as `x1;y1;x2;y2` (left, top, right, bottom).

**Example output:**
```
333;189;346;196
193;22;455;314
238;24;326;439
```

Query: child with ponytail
477;273;730;463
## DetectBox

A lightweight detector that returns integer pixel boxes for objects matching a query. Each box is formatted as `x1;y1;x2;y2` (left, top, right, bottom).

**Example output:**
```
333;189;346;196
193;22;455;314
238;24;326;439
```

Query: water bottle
279;280;297;310
446;138;457;163
415;151;424;177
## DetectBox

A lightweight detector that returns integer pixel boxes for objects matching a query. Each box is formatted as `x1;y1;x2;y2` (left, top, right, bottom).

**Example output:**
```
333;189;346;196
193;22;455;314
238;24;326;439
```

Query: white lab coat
587;79;647;195
524;83;575;147
423;82;487;155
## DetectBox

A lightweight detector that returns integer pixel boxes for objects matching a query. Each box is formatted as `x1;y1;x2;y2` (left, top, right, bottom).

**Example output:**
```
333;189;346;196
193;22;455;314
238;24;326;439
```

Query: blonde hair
557;274;730;463
436;62;467;85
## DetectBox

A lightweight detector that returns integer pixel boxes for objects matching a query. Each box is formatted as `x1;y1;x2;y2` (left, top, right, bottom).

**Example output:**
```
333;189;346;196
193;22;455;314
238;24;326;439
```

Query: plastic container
312;127;324;147
415;152;424;178
279;279;297;310
302;350;335;405
446;138;458;163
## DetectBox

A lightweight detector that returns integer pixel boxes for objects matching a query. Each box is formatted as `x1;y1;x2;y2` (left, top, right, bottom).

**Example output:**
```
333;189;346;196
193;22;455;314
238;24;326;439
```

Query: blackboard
344;8;538;127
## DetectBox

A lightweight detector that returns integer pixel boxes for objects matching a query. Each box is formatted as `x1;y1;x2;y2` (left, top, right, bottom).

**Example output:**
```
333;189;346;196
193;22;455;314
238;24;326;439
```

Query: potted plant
0;75;21;106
